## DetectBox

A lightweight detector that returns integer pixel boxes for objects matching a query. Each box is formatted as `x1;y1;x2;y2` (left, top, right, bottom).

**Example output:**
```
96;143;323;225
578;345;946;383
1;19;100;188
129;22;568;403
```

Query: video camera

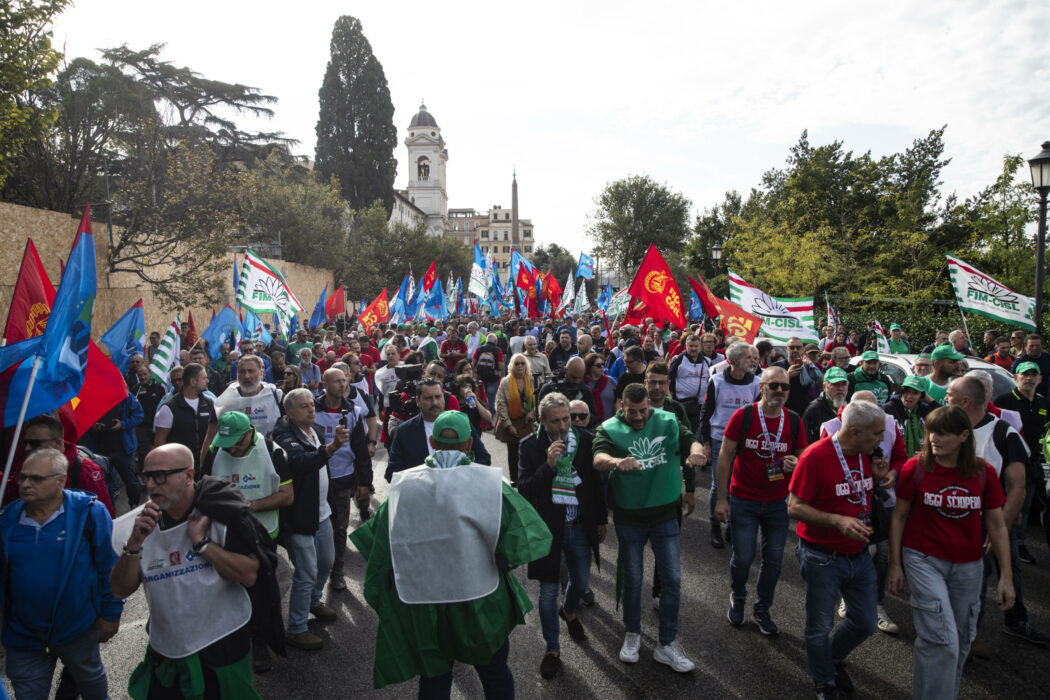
389;364;424;418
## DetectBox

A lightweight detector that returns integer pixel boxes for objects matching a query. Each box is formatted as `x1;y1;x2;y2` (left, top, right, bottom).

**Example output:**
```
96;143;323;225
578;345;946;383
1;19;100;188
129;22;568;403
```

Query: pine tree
314;16;397;213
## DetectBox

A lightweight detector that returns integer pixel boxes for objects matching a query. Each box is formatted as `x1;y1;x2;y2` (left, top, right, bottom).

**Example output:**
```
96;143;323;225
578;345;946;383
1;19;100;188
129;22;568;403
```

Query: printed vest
211;435;282;535
603;411;682;510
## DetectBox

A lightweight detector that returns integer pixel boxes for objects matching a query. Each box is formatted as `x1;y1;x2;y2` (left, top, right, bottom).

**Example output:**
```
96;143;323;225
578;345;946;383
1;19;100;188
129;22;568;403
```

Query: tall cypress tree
314;16;397;214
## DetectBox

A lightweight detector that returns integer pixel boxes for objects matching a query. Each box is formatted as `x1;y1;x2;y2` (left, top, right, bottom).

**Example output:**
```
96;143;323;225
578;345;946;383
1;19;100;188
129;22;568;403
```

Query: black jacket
882;396;936;438
802;394;840;444
193;477;285;657
166;392;217;468
271;416;335;536
385;413;491;482
517;428;606;583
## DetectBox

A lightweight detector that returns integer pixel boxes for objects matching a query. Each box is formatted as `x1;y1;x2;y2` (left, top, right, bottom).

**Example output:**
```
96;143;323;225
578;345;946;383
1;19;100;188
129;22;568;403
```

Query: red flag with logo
714;297;764;343
0;238;127;438
422;261;437;292
543;270;562;308
687;275;722;319
186;310;199;346
325;284;345;321
359;289;390;334
627;245;687;329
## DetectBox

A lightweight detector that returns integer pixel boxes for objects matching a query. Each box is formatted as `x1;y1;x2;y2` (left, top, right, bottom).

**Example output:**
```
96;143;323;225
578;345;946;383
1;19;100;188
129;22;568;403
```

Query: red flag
714;297;764;343
186;310;199;346
1;238;127;438
515;263;535;291
422;261;437;292
627;245;687;329
325;284;345;321
359;289;390;334
543;270;562;307
687;275;722;319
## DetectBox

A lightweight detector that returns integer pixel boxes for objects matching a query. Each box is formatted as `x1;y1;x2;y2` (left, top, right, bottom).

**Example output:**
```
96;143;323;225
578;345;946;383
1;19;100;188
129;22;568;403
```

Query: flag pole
0;355;43;506
957;304;972;346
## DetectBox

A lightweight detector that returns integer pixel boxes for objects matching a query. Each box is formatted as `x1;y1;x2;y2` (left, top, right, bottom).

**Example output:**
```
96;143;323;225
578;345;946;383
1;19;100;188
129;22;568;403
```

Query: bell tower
404;102;448;237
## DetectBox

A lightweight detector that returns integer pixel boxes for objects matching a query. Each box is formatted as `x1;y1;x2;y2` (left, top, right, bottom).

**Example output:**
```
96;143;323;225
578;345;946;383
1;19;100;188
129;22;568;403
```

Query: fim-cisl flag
468;244;490;297
728;271;819;342
947;255;1036;330
236;249;305;332
873;319;891;353
627;245;687;329
149;317;181;388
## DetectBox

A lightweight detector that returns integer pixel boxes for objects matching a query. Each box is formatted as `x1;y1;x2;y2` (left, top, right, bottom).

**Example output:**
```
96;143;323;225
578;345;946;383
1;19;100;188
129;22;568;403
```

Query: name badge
766;460;784;481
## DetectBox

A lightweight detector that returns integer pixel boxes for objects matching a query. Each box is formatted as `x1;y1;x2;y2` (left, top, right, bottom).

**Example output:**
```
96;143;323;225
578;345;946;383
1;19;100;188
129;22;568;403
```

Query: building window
505;213;510;220
503;232;509;241
524;229;531;238
503;246;510;253
524;245;532;253
481;230;488;238
417;156;431;181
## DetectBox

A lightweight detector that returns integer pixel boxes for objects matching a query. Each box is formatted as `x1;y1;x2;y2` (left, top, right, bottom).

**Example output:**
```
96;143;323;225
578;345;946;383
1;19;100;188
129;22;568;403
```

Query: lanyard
756;405;785;458
831;435;867;512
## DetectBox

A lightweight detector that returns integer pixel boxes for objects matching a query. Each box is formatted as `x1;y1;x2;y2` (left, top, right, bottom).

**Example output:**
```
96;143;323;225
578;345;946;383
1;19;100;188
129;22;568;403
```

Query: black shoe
540;651;561;679
710;525;725;549
329;574;347;591
1004;620;1050;646
560;608;587;642
815;684;839;700
833;662;855;698
1017;544;1036;565
251;637;273;674
581;589;596;607
55;667;79;700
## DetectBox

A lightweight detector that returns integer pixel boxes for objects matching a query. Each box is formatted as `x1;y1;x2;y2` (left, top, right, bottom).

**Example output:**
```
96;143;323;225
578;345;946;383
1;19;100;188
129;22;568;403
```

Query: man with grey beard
802;367;850;444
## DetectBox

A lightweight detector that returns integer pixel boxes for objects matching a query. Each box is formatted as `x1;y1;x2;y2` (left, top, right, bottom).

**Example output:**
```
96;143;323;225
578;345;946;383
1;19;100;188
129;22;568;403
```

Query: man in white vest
111;443;261;698
946;375;1050;650
214;355;284;437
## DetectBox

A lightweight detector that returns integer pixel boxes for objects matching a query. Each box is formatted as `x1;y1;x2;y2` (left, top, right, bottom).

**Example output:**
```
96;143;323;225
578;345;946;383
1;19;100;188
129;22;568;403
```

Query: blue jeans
538;523;592;652
797;541;877;686
728;496;788;613
286;517;335;634
6;626;108;700
616;518;681;645
902;548;983;700
108;451;142;507
417;637;513;699
980;526;1026;627
709;438;723;524
483;380;499;412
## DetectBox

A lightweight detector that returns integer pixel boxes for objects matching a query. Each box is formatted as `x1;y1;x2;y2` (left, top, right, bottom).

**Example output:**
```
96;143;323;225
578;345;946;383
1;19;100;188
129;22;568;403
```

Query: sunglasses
17;472;61;484
23;438;54;450
571;413;589;420
136;467;187;485
764;382;790;391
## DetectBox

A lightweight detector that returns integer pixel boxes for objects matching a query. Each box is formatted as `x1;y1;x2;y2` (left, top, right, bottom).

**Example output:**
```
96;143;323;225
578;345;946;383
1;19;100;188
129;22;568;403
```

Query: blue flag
242;311;272;346
0;209;96;426
310;284;328;329
405;279;425;319
576;253;595;280
597;283;613;312
232;254;240;298
289;314;298;336
200;306;243;361
424;281;448;320
688;290;703;321
100;299;146;373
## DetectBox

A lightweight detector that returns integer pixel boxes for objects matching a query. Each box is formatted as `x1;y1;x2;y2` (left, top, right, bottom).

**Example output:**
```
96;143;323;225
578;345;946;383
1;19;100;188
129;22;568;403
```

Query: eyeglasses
570;413;589;420
764;382;790;391
137;467;187;485
23;438;55;450
17;472;62;484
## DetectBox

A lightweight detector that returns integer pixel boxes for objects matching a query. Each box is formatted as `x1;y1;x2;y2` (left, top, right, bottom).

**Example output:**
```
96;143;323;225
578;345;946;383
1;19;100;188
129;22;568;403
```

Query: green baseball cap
889;323;902;331
823;367;849;383
860;350;879;361
1016;361;1041;375
931;345;965;361
212;411;252;449
431;411;472;445
901;375;928;393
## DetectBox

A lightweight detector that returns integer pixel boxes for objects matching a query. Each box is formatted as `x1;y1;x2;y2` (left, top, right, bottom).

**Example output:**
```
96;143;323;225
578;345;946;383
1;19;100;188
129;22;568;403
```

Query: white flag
873;319;891;353
947;255;1036;330
236;249;305;334
572;280;589;315
557;270;575;313
728;271;819;342
149;317;181;388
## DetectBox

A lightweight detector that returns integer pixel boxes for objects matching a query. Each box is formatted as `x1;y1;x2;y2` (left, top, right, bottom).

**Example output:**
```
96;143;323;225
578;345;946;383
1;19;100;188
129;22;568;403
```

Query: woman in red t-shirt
887;406;1015;700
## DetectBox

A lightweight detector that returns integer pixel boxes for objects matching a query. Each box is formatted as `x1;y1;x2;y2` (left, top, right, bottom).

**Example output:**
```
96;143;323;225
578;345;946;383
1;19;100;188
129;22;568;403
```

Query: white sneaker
653;640;695;672
652;595;661;611
619;632;641;663
877;605;899;635
837;599;847;619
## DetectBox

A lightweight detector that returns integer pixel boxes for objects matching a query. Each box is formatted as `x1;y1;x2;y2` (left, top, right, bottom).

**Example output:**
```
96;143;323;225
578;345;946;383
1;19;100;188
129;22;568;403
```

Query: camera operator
538;357;597;429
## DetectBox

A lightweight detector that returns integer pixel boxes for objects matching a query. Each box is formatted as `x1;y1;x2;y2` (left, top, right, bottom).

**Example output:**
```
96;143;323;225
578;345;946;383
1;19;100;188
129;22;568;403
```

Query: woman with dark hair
281;364;303;392
888;405;1015;700
452;376;492;433
455;360;488;409
825;331;857;357
583;353;616;423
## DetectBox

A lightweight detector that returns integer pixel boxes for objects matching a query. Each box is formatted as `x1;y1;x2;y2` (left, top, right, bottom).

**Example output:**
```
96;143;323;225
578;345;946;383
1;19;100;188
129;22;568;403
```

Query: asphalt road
9;432;1049;699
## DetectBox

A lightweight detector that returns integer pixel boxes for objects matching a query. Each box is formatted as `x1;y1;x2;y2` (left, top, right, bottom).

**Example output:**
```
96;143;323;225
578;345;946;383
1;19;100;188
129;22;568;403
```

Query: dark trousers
507;442;520;485
107;450;142;507
417;638;513;700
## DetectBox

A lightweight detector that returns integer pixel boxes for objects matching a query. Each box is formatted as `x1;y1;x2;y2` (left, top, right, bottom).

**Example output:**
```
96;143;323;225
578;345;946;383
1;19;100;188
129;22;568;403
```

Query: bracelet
122;544;142;558
192;536;211;555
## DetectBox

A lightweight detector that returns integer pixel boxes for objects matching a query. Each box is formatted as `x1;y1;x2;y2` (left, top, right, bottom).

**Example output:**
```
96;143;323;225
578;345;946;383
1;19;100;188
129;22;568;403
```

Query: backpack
476;347;499;381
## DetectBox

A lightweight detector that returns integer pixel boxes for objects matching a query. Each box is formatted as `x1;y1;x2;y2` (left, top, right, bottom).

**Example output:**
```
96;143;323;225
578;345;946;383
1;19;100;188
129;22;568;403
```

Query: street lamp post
711;241;723;268
1029;141;1050;335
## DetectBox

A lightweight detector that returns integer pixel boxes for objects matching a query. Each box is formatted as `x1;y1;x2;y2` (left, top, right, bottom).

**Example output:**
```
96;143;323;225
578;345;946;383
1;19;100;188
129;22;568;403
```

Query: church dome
409;103;439;129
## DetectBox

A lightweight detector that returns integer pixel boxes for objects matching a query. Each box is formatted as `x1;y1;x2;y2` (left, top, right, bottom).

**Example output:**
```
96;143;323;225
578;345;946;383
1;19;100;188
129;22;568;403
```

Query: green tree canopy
314;16;397;214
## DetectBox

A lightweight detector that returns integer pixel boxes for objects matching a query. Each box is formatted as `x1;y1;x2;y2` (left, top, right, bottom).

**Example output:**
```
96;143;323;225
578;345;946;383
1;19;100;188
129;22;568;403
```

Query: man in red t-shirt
440;328;467;372
715;366;807;636
787;401;891;698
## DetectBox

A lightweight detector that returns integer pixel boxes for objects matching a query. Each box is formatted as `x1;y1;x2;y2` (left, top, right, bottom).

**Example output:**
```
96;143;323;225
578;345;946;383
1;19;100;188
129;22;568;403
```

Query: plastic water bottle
467;396;477;408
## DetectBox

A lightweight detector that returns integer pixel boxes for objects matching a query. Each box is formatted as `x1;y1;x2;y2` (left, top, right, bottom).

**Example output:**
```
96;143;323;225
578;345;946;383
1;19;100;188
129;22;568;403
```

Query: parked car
846;352;1016;401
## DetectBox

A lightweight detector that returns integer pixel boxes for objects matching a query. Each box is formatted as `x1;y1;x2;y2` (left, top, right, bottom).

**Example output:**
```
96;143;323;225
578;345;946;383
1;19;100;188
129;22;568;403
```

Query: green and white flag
608;287;631;318
728;270;819;342
948;255;1036;330
236;249;306;333
149;316;180;387
873;319;891;353
572;279;589;315
557;270;575;315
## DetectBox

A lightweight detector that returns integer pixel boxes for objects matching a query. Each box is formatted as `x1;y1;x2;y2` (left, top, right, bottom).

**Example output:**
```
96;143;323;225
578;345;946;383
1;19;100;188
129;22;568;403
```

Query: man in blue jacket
0;447;122;699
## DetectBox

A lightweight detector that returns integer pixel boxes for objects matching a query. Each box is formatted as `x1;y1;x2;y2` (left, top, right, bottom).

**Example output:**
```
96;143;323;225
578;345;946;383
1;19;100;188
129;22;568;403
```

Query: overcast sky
52;1;1050;257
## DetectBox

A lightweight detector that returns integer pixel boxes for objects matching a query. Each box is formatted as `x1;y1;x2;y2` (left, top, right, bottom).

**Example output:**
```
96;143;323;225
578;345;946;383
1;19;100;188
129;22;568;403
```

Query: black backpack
476;347;499;381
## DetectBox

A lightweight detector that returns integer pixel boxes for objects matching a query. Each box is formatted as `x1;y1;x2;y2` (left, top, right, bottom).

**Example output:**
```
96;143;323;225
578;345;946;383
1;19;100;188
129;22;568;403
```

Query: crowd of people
1;308;1048;699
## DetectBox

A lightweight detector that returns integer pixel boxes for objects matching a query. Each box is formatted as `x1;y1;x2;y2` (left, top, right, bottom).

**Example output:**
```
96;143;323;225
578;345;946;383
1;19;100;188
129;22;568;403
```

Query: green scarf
424;450;474;469
549;428;580;505
903;409;923;457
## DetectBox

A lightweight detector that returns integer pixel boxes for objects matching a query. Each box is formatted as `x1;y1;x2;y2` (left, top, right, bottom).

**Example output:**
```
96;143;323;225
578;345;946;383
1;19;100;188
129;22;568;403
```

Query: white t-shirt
297;425;331;521
154;397;200;430
423;420;436;456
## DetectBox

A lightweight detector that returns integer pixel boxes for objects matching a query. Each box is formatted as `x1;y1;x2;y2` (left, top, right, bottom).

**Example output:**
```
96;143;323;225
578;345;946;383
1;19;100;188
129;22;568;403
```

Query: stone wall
0;201;335;340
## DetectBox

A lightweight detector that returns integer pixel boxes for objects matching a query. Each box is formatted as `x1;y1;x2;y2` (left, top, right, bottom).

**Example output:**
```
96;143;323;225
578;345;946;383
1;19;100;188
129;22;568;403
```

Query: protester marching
1;192;1049;700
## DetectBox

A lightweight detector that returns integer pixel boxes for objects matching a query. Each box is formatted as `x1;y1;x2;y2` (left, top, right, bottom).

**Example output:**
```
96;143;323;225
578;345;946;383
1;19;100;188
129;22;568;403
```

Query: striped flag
728;271;819;342
824;290;842;329
872;319;891;353
149;317;181;388
236;249;305;333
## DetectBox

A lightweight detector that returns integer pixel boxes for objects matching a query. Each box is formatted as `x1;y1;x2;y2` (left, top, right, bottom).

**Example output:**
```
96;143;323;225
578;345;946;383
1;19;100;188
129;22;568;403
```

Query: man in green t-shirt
888;323;910;354
592;383;707;673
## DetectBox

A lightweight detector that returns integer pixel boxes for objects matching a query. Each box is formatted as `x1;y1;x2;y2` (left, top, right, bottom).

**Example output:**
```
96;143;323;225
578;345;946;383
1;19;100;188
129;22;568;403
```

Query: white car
847;352;1016;401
